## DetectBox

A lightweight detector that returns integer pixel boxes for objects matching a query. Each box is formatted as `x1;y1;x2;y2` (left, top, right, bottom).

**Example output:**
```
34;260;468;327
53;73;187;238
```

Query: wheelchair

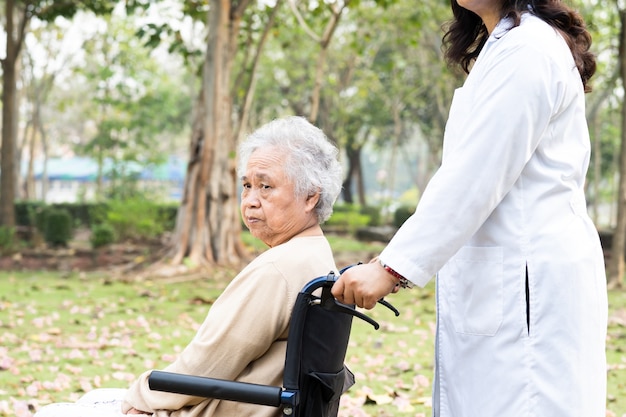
148;266;399;417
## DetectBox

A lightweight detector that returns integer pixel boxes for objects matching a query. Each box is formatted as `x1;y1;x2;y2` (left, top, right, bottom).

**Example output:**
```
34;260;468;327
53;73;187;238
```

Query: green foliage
43;208;73;247
16;202;97;229
35;0;116;22
397;187;420;208
0;226;16;253
326;233;386;253
328;204;384;230
393;205;415;228
360;205;382;226
75;13;192;199
15;202;176;243
33;206;76;245
90;223;117;248
104;197;166;241
15;201;46;227
33;205;49;234
157;204;179;231
326;204;371;233
49;203;94;227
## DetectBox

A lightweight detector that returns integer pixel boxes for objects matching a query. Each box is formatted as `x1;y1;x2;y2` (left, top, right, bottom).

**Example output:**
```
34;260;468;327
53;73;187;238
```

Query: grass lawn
1;242;625;416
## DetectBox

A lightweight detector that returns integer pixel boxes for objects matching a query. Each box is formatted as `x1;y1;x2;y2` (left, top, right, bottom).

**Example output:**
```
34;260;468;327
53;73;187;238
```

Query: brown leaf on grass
189;296;214;305
364;392;394;405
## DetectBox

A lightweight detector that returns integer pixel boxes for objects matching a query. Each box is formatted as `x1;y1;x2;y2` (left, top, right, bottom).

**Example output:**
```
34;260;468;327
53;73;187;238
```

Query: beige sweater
122;236;337;417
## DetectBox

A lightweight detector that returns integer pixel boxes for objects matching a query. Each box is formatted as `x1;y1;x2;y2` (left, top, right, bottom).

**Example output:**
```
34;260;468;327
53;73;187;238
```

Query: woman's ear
305;191;321;212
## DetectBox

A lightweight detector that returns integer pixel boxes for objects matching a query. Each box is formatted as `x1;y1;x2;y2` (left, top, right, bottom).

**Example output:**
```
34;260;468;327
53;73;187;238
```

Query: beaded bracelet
379;259;414;289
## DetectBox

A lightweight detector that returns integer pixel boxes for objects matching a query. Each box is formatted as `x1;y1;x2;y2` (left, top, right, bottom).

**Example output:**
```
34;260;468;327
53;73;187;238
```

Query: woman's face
456;0;501;32
240;147;319;247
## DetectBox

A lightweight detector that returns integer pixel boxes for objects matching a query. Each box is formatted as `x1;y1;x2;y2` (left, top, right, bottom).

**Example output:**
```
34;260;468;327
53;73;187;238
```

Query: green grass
607;289;626;415
0;268;624;416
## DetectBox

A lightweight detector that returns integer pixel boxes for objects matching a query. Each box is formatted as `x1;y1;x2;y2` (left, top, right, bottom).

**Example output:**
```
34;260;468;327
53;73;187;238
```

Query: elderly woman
34;116;343;417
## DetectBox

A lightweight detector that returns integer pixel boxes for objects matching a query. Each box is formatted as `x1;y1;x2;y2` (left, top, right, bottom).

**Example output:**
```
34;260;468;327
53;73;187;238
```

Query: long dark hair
442;0;596;92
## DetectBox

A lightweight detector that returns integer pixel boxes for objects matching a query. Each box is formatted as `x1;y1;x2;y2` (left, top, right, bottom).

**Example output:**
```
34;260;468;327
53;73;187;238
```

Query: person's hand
332;260;398;309
125;407;151;415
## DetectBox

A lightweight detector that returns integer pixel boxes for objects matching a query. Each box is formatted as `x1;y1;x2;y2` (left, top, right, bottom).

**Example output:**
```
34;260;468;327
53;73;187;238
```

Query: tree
608;6;626;289
168;0;283;267
0;0;115;226
20;38;58;201
306;0;458;205
75;10;191;199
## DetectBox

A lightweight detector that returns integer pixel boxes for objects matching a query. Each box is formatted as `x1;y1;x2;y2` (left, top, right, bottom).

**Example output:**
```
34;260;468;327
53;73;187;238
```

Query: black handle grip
148;370;283;407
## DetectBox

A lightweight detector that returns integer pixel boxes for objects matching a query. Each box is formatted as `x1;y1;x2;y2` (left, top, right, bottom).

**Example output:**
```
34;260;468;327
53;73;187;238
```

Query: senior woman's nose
242;190;260;208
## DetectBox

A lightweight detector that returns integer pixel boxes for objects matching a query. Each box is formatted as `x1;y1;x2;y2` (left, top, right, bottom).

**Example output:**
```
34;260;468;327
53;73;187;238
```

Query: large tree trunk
0;0;23;227
608;9;626;289
169;0;250;268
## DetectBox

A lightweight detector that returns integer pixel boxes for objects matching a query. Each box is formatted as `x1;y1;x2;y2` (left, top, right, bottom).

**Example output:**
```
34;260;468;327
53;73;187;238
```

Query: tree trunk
0;0;19;227
355;146;366;206
25;120;36;200
169;0;249;268
608;9;626;289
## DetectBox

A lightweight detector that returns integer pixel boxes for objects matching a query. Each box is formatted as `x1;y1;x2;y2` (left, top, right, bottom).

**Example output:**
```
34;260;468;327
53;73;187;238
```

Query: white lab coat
380;14;608;417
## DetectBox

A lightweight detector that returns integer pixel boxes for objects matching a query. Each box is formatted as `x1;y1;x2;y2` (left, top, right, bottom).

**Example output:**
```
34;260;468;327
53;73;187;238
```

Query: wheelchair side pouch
304;365;355;417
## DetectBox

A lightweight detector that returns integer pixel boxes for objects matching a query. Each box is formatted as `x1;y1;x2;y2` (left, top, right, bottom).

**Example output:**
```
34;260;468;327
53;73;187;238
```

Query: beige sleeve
122;261;292;413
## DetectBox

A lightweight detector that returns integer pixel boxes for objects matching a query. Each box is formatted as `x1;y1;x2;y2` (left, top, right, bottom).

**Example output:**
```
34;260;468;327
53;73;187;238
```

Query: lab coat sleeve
121;262;292;412
381;39;567;287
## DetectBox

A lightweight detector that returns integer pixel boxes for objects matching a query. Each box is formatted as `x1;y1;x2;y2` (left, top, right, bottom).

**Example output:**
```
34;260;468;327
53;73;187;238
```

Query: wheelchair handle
313;267;400;330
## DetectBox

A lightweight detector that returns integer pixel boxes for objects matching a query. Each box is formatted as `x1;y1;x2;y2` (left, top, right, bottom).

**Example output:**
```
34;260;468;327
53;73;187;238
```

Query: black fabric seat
148;268;398;417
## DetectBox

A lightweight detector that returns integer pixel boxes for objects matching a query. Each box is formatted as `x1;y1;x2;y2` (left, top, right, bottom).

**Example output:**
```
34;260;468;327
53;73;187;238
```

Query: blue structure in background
27;156;186;202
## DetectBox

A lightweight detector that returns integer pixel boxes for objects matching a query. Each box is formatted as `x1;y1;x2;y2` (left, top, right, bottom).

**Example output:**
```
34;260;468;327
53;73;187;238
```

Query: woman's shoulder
502;13;565;50
241;236;336;282
484;13;573;73
259;235;332;259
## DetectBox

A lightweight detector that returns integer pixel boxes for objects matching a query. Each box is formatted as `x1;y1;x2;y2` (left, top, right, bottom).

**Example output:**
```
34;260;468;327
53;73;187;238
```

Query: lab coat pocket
444;246;503;336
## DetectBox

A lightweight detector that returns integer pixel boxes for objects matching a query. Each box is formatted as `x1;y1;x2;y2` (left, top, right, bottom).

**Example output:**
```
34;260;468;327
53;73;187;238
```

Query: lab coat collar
489;17;514;42
489;11;533;42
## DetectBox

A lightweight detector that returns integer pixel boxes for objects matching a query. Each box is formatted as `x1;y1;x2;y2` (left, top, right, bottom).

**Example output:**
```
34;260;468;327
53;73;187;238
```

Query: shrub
33;205;50;234
157;203;179;231
105;197;165;242
90;223;117;248
16;201;46;227
325;205;371;234
0;226;15;253
393;205;415;228
16;201;96;228
44;208;73;247
360;206;382;227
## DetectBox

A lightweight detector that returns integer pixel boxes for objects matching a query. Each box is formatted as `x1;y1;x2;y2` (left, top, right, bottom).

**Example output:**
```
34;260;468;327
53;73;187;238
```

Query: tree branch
288;0;321;43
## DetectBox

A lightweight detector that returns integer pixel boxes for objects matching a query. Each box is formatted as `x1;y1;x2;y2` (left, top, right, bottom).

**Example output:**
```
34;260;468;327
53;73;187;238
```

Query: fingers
360;295;378;310
331;277;347;302
332;262;396;309
126;408;149;415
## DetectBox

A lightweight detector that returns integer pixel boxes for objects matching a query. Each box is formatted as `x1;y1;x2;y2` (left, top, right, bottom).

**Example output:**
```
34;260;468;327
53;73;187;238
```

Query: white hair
237;116;342;223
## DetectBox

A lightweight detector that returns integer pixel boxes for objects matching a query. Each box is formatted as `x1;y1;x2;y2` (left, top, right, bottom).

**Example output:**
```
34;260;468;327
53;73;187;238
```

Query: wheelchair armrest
148;370;293;408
